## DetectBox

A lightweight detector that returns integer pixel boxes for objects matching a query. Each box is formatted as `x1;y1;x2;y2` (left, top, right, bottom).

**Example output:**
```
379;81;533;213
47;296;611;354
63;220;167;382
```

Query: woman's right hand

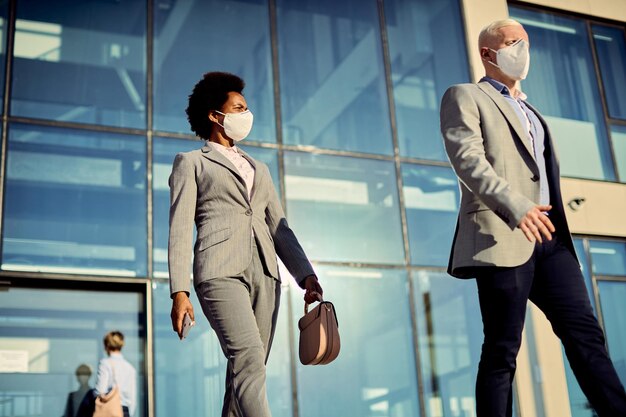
171;292;195;339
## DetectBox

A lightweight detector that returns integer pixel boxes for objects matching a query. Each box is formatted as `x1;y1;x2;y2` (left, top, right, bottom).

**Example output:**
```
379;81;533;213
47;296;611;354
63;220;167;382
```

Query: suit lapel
201;144;248;198
238;148;261;201
477;81;535;160
523;101;559;168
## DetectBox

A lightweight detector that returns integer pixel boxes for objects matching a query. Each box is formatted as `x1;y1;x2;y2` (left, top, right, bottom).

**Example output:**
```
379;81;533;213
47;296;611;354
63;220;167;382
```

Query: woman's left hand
303;275;323;304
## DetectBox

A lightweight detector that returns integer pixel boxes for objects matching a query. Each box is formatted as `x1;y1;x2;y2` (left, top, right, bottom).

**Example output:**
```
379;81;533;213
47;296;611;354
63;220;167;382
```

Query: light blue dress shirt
482;77;550;206
95;352;137;416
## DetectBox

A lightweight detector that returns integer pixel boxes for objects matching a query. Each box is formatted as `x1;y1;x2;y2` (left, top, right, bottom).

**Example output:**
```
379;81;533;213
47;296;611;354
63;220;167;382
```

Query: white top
209;141;255;199
95;352;137;416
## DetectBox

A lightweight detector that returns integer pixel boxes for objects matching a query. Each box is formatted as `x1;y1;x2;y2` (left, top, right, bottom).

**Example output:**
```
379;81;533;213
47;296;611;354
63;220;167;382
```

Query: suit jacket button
245;209;253;216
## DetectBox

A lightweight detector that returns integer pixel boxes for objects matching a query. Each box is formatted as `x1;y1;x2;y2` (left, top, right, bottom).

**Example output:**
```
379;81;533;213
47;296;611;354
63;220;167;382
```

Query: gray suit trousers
196;241;280;417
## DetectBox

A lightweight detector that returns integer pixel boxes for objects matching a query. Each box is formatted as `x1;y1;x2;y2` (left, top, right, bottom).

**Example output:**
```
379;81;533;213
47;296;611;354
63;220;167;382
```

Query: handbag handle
304;298;324;315
304;300;339;327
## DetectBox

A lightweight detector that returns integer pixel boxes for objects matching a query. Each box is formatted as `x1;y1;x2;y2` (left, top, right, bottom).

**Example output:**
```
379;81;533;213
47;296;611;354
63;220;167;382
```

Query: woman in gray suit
168;71;322;417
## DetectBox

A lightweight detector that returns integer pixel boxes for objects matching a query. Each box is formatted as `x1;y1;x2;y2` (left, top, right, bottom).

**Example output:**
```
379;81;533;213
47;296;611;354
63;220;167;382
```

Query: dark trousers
475;234;626;417
122;406;130;417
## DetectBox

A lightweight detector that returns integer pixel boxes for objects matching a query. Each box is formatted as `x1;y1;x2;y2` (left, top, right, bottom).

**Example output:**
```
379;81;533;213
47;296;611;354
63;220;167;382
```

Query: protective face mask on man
487;39;530;81
215;110;254;142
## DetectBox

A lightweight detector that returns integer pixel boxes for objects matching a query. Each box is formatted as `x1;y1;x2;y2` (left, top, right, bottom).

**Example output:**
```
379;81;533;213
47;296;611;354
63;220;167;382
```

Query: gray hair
478;18;523;49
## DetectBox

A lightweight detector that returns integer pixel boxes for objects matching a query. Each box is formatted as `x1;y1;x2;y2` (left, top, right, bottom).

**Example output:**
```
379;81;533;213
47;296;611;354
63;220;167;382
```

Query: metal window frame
508;0;626;183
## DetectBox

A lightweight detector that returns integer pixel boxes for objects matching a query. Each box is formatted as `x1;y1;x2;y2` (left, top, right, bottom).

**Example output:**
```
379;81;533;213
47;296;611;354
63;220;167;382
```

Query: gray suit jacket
440;80;575;278
168;143;315;295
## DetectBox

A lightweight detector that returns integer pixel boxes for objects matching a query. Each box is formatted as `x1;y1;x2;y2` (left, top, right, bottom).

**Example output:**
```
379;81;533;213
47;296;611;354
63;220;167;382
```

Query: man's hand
303;275;323;304
517;205;555;243
171;292;195;340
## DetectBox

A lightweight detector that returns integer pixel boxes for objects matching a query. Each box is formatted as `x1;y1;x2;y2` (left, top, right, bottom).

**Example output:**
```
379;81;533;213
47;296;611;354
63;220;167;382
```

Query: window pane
589;240;626;276
277;0;393;155
292;266;419;417
153;280;293;417
154;0;276;141
597;281;626;386
284;152;404;264
2;124;147;276
0;286;145;417
592;25;626;120
0;1;7;110
153;138;202;277
12;0;146;128
564;239;619;417
412;270;483;417
384;0;469;160
402;164;459;266
610;124;626;182
509;8;615;181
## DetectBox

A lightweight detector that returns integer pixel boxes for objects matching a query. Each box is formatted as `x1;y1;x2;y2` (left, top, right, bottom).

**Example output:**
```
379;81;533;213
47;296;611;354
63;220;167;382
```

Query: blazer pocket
197;227;232;252
465;207;490;215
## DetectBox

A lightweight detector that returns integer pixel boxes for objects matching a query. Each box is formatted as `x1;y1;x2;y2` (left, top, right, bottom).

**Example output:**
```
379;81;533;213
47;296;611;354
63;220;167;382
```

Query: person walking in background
439;18;626;417
168;71;322;417
94;331;137;417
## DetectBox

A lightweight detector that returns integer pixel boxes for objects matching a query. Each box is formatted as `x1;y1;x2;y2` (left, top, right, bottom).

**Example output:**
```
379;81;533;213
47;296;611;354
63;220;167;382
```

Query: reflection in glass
412;270;482;417
153;280;293;417
402;164;459;266
384;0;469;160
152;139;280;277
509;7;615;181
284;152;404;264
2;124;147;276
277;0;393;155
0;286;145;417
589;240;626;276
291;266;419;417
153;0;276;141
12;0;146;128
592;25;626;120
597;281;626;386
610;125;626;182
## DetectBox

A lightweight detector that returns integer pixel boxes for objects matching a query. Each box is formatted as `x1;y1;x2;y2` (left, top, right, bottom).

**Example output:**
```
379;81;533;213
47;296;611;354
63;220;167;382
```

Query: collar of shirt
208;140;240;155
481;76;528;101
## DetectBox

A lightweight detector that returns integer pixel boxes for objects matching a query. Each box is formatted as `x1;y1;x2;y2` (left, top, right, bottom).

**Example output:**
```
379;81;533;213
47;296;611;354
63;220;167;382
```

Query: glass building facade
0;1;624;417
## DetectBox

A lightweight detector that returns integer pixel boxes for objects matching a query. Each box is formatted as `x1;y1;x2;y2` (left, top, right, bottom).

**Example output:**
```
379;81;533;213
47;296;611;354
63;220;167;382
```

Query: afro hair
186;71;245;140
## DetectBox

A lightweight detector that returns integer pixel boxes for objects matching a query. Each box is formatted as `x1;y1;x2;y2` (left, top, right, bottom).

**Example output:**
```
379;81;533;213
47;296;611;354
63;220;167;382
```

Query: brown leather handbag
93;385;122;417
93;364;123;417
298;300;340;365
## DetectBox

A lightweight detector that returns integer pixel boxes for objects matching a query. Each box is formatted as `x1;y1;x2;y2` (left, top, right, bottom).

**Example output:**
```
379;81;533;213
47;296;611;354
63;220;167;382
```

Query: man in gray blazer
168;72;322;417
440;19;626;417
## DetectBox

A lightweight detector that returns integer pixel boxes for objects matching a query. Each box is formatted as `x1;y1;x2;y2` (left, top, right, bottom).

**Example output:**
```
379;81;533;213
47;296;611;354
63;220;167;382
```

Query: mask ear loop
482;48;499;69
212;110;226;129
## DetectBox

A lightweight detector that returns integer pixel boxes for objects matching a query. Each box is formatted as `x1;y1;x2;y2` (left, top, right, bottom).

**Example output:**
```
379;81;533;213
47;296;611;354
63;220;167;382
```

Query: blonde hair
103;330;125;352
478;18;523;49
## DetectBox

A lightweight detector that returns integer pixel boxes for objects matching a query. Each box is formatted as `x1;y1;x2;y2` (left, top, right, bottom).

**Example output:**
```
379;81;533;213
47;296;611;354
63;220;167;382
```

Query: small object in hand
181;312;195;340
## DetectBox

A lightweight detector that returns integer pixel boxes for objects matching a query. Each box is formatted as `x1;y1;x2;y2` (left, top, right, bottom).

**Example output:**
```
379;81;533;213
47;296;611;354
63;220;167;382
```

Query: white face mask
487;39;530;81
215;110;254;142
